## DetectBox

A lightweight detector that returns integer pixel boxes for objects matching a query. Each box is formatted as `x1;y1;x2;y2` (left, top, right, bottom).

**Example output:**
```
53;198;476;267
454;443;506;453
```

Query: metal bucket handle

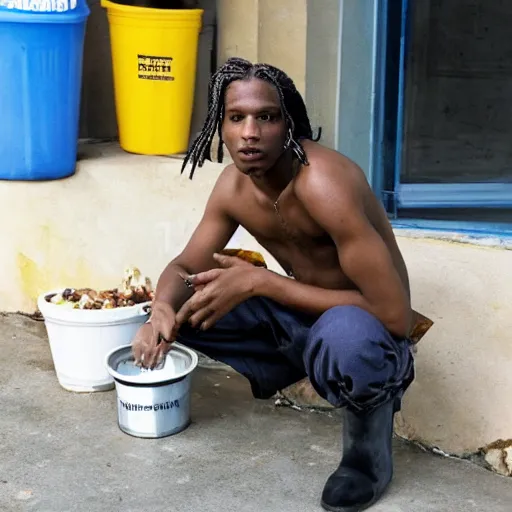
138;301;152;317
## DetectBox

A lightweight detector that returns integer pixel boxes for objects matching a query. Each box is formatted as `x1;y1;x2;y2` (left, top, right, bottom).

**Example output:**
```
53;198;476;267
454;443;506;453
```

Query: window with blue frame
378;0;512;234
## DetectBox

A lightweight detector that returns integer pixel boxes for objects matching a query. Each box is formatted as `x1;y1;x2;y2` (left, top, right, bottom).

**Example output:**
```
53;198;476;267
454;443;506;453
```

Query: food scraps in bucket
45;266;154;310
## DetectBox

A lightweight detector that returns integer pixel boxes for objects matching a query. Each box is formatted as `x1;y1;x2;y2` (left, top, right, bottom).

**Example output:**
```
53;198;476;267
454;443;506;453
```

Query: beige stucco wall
1;144;511;460
394;236;512;455
217;0;340;148
305;0;340;149
0;145;218;312
217;0;307;94
0;144;281;314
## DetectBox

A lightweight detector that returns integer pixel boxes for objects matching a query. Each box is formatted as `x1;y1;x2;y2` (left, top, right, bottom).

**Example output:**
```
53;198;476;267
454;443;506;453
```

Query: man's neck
250;151;296;202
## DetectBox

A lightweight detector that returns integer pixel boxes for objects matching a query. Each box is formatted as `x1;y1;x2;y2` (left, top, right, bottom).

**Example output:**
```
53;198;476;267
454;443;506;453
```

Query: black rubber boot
320;398;398;512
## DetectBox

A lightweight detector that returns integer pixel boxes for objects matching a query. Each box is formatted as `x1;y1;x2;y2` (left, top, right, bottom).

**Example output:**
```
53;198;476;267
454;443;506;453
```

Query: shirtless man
132;58;415;512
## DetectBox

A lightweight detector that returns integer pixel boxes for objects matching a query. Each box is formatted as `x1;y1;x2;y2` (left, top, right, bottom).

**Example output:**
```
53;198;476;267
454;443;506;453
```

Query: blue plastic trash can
0;1;90;180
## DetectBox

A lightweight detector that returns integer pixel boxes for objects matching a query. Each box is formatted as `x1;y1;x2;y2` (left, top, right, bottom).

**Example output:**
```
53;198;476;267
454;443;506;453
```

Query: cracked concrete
1;313;512;512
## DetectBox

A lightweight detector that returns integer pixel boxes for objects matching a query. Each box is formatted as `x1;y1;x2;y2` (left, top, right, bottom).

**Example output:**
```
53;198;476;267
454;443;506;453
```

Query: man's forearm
154;261;194;313
253;269;409;336
253;269;368;316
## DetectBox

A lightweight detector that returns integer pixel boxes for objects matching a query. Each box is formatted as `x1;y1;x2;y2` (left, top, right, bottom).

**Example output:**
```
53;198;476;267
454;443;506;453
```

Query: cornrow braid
181;57;321;179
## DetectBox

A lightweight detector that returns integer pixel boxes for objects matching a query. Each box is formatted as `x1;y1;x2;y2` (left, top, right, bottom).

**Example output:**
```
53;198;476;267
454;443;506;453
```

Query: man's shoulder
206;163;246;213
301;140;363;172
295;141;367;202
214;163;244;193
218;162;239;179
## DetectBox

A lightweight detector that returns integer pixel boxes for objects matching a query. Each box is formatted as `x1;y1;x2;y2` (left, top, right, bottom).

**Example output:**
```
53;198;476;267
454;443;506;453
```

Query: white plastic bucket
105;343;198;438
37;290;150;393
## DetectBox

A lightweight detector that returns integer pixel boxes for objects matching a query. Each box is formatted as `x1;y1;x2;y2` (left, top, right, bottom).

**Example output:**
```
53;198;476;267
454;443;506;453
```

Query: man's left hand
175;253;262;331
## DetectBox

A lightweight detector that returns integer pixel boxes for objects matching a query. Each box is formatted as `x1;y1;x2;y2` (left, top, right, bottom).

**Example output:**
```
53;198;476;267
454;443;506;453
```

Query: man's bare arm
154;166;239;313
254;163;411;337
303;161;410;335
252;270;366;312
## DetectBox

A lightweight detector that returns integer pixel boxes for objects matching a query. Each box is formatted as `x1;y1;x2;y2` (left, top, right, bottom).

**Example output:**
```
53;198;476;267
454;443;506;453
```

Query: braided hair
181;57;321;179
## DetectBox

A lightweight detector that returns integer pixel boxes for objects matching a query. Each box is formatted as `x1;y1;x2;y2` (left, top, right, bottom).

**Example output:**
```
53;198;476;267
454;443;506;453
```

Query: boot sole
321;482;394;512
320;495;378;512
320;477;392;512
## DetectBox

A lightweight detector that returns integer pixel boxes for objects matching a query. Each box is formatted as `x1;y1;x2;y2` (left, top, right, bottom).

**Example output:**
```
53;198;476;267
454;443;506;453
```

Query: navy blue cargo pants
177;297;415;412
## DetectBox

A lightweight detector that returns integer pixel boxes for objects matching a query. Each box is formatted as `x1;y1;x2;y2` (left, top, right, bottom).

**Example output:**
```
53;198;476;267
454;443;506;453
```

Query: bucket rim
105;342;198;385
100;0;203;16
37;289;151;323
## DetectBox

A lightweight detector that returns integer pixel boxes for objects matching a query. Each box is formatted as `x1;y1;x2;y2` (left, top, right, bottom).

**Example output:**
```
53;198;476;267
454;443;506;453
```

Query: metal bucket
105;343;198;438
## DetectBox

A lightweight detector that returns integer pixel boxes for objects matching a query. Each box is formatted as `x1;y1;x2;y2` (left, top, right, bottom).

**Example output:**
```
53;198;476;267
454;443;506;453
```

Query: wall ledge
393;223;512;250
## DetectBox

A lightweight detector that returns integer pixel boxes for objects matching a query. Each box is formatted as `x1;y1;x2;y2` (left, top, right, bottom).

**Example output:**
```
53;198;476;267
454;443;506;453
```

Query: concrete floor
1;314;512;512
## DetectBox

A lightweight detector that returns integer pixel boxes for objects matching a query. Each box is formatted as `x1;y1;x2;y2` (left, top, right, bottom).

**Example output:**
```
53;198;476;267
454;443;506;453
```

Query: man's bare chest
235;188;327;244
233;191;338;272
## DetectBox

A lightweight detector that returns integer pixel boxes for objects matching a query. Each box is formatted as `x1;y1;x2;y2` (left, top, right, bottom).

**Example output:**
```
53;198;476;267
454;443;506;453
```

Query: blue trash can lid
0;0;90;23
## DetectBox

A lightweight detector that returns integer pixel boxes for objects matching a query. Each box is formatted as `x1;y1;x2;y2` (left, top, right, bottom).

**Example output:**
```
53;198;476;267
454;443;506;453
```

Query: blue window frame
373;0;512;235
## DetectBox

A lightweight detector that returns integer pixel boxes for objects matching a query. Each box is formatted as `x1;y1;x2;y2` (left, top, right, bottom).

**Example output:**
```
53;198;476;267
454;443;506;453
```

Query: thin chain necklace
272;158;300;212
272;159;301;279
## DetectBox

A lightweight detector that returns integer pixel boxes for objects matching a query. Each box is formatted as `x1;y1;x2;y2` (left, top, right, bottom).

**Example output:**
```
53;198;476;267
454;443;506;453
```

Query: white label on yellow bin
137;55;175;82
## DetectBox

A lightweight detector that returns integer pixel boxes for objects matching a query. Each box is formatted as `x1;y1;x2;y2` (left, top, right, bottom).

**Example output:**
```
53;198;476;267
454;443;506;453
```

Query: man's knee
303;305;413;408
306;305;388;359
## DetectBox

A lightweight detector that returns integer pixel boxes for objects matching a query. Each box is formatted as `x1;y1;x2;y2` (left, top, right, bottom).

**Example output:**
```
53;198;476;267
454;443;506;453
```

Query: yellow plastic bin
101;1;203;155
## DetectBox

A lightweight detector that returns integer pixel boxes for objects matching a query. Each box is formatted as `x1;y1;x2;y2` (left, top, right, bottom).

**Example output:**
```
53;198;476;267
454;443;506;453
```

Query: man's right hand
132;300;177;369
